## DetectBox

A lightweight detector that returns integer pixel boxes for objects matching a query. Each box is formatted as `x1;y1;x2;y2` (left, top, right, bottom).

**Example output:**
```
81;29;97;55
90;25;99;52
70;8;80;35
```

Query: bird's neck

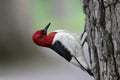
44;32;57;47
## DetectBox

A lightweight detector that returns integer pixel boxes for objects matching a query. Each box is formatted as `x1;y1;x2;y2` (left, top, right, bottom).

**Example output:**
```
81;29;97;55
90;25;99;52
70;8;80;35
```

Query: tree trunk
82;0;120;80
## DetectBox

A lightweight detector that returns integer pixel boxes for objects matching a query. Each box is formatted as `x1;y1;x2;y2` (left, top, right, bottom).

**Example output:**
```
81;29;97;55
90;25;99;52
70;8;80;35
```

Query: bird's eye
38;35;43;38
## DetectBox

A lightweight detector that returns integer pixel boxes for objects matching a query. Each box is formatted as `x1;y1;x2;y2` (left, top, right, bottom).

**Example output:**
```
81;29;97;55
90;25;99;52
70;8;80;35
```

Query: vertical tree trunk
82;0;120;80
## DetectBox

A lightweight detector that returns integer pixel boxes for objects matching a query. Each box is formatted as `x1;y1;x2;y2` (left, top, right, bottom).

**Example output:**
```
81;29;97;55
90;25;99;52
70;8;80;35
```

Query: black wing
51;40;72;61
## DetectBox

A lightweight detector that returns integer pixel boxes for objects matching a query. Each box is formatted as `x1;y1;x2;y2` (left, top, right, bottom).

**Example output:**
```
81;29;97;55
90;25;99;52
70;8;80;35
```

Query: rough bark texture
82;0;120;80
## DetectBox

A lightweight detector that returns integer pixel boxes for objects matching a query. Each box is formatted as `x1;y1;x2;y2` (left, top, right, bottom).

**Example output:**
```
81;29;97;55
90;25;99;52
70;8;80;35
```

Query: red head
32;23;51;47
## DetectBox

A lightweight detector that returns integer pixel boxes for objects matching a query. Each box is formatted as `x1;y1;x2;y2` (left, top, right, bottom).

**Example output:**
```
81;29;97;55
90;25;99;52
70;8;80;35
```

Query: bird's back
52;30;88;69
52;30;83;56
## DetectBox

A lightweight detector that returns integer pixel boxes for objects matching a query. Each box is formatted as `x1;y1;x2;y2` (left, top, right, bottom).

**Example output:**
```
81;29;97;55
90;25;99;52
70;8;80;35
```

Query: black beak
43;23;51;33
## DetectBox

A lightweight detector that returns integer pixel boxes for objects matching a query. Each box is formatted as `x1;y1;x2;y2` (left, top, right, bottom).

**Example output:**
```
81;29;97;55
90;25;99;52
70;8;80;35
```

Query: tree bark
82;0;120;80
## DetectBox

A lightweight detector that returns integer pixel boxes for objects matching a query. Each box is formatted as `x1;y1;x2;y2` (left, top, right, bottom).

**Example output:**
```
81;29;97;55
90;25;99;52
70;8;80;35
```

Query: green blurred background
0;0;94;80
33;0;85;34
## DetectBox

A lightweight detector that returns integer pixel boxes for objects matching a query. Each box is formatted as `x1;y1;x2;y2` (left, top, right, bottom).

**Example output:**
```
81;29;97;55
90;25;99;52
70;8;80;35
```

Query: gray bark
82;0;120;80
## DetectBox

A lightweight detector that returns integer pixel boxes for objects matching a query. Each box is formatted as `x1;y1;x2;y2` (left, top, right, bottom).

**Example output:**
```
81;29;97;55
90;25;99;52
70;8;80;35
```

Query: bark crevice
82;0;120;80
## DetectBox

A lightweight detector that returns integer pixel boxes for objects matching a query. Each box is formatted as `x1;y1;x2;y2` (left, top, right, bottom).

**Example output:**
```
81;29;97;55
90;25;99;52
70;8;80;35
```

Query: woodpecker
32;23;93;76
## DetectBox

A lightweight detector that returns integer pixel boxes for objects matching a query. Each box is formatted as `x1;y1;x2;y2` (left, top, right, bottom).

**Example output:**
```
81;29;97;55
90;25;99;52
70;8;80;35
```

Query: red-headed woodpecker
32;23;93;76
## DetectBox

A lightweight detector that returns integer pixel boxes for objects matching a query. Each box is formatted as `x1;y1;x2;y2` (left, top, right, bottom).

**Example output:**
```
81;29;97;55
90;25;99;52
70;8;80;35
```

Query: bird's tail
73;56;93;76
86;68;93;76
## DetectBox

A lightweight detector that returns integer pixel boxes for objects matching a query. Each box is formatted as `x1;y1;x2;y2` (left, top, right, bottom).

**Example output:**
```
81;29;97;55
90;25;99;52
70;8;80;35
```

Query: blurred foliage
32;0;85;34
